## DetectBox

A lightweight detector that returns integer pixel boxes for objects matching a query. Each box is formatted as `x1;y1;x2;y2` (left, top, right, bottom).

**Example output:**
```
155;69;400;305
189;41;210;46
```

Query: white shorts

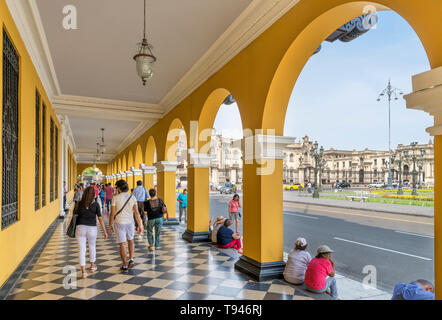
115;223;135;243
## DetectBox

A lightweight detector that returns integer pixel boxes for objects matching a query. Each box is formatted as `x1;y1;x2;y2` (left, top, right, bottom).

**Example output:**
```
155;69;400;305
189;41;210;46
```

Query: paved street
205;191;434;294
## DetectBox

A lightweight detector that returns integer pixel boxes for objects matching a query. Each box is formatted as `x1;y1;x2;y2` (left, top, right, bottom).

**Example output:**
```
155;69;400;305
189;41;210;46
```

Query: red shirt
229;200;240;213
105;186;114;200
93;185;98;197
304;258;333;290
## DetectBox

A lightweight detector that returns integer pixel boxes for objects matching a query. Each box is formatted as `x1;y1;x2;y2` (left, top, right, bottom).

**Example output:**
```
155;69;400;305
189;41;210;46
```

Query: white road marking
395;231;434;239
283;212;319;220
333;237;432;261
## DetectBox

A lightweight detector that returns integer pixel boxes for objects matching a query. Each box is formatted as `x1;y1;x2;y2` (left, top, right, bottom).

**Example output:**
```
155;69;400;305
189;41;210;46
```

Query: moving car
219;183;237;194
284;183;304;191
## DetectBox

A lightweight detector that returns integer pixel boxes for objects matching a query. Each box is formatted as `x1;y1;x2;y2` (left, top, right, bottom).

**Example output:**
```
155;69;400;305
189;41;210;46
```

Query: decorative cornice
160;0;302;114
6;0;61;100
52;95;164;121
154;161;179;173
140;164;157;175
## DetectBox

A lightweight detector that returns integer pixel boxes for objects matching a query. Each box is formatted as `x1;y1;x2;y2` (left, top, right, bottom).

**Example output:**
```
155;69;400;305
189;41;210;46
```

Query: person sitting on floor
391;279;435;300
283;237;312;285
217;219;243;254
304;245;338;299
211;216;226;244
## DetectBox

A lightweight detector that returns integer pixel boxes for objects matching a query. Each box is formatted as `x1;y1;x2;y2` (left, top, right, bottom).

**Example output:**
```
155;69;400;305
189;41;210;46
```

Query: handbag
160;198;168;214
66;207;78;238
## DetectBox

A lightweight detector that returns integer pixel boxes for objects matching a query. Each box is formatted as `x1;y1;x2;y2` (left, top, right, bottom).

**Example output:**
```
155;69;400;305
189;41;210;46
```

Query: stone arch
121;155;127;172
261;0;442;134
127;150;134;170
145;136;157;166
134;144;143;168
164;118;187;162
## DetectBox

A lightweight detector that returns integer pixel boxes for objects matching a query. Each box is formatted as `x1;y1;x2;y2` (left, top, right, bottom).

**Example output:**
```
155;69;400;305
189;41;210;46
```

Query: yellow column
132;168;143;191
155;161;179;225
125;171;134;190
435;135;441;299
404;66;442;299
141;164;156;191
235;135;294;281
183;152;211;242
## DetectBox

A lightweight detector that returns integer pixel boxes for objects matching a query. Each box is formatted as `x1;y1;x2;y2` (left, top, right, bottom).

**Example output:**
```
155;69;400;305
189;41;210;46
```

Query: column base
182;230;210;243
234;255;285;282
163;218;180;226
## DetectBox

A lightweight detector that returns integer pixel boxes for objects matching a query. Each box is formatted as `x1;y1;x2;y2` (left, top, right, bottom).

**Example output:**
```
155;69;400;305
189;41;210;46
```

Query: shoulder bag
66;206;79;238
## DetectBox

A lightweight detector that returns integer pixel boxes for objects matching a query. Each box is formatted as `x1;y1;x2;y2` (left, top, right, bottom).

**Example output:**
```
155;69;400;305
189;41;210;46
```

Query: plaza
0;0;441;302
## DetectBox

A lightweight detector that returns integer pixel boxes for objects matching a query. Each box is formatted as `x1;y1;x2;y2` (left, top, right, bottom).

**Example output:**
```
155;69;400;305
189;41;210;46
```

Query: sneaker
155;246;161;250
128;259;135;268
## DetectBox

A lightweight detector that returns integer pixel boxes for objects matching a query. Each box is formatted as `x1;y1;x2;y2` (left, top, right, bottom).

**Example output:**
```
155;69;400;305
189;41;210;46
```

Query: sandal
90;266;97;273
81;272;88;279
120;265;128;272
128;259;135;268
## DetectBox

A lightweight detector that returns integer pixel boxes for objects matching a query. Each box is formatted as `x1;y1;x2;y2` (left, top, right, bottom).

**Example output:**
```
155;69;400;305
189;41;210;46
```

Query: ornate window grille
35;90;40;210
2;29;19;229
55;126;58;199
50;118;54;202
42;103;46;207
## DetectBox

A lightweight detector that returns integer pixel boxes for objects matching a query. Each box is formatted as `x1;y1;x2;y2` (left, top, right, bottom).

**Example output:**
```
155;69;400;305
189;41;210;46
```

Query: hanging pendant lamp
134;0;156;86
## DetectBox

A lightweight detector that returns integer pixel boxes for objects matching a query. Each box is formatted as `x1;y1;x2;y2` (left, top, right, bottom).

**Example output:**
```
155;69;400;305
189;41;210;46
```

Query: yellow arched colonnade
107;0;442;297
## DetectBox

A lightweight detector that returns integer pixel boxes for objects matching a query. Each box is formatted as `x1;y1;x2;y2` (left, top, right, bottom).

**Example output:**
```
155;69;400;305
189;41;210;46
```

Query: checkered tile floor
5;214;316;300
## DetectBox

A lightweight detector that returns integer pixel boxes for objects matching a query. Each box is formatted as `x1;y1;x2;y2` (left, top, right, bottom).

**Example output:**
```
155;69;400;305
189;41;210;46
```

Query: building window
374;159;377;166
382;159;385;165
55;126;59;200
2;29;20;229
42;103;46;207
35;91;40;210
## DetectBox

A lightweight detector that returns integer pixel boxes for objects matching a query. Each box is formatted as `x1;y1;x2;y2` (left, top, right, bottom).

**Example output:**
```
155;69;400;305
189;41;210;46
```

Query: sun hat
317;245;335;254
295;237;307;247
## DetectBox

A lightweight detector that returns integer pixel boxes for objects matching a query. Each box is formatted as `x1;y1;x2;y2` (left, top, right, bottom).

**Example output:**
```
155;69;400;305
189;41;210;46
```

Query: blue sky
213;10;432;150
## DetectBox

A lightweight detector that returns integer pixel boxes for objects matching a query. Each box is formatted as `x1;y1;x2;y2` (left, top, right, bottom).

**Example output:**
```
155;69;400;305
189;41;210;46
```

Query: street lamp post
310;141;324;199
418;160;423;189
394;150;405;195
404;142;425;196
377;80;403;189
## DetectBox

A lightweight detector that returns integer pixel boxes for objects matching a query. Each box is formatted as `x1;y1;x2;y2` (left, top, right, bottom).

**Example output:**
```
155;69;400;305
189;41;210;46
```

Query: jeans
147;217;164;248
106;199;112;213
306;277;338;299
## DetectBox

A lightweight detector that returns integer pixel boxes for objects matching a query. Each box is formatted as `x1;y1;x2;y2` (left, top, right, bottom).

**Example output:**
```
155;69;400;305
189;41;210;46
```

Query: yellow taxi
284;183;305;191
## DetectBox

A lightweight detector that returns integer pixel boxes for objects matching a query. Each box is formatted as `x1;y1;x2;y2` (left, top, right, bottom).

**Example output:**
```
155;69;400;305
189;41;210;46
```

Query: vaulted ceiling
7;0;304;163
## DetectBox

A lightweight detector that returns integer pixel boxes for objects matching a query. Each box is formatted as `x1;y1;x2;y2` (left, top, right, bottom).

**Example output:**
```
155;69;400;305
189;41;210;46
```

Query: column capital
244;135;296;161
125;170;133;177
154;161;179;173
187;148;212;168
130;166;143;176
118;171;126;178
404;66;442;136
116;173;122;179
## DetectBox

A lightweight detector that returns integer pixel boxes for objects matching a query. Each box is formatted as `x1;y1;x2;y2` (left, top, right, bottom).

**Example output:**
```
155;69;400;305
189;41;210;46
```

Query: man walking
177;189;188;224
133;180;148;227
104;183;114;214
108;180;143;272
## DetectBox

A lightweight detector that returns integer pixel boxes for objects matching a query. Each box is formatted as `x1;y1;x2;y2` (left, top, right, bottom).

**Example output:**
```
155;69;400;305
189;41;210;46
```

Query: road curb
283;199;434;218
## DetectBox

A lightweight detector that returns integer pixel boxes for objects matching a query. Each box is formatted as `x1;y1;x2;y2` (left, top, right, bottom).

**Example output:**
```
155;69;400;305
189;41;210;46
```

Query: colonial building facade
176;134;434;187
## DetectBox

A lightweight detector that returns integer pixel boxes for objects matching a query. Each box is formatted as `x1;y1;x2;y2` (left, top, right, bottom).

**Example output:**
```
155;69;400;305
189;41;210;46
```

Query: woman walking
228;194;241;234
144;188;169;250
75;186;108;279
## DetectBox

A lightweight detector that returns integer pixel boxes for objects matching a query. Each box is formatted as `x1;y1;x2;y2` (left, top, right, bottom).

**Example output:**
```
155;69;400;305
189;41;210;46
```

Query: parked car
284;183;304;191
219;183;237;194
335;182;351;189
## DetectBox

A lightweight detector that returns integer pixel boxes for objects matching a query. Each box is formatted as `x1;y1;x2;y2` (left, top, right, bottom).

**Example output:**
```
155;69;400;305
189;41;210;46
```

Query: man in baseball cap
304;244;338;299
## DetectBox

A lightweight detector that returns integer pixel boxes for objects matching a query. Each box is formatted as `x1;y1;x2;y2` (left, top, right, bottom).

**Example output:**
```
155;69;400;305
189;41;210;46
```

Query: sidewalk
283;192;434;217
